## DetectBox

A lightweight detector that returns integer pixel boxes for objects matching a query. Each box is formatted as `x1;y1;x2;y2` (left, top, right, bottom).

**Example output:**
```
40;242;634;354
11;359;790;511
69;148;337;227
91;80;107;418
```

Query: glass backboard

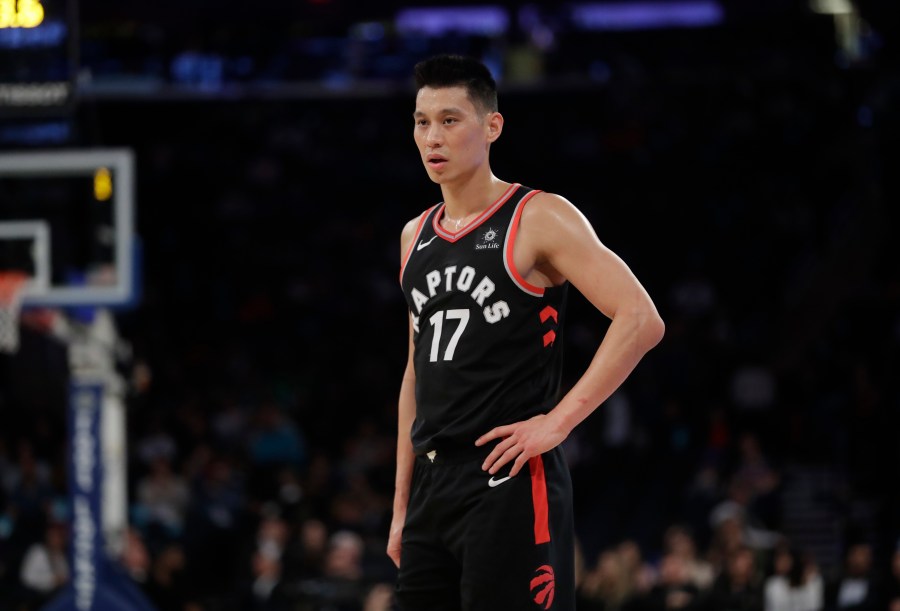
0;148;137;307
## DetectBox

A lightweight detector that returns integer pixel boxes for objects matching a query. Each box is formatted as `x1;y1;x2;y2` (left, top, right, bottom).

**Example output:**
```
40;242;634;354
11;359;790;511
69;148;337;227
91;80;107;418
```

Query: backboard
0;148;137;307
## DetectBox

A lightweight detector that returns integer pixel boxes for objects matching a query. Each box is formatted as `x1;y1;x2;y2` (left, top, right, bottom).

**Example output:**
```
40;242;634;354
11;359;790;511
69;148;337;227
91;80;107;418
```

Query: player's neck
440;169;508;220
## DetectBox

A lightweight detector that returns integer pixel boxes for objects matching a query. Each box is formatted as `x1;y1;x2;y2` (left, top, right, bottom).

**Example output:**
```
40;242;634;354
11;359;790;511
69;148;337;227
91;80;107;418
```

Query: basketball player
390;55;665;611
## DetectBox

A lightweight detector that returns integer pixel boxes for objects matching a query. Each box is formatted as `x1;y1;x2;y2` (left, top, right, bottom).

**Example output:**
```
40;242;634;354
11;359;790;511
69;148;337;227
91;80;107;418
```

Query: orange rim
0;271;28;304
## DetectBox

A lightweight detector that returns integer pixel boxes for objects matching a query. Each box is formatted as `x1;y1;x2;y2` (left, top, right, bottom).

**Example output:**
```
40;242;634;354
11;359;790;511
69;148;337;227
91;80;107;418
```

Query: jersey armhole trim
399;204;438;284
503;189;546;297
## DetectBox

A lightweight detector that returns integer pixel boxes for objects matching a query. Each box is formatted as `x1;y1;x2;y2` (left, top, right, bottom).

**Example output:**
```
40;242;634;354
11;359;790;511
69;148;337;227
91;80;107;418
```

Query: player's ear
486;112;503;143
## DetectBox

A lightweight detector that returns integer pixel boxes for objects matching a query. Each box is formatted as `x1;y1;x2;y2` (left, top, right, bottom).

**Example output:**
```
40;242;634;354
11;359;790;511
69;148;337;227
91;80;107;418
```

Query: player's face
413;86;499;185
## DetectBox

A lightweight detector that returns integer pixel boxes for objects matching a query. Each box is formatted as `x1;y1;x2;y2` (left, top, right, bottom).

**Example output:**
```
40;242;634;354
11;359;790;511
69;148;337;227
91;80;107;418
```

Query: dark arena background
0;0;899;609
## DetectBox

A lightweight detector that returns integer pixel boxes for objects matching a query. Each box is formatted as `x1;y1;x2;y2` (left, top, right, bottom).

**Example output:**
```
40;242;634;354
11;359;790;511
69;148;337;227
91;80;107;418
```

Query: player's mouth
427;154;448;169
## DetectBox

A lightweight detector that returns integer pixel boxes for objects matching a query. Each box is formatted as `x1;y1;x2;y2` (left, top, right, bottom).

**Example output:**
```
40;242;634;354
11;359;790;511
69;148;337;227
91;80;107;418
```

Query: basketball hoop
0;271;28;353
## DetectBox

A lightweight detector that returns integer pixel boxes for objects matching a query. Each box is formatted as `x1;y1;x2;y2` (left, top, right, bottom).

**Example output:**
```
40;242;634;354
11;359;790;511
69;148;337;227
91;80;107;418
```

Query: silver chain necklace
444;212;467;231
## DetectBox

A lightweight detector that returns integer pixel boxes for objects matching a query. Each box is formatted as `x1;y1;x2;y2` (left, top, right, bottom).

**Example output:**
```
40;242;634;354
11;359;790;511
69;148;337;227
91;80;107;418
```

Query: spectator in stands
6;442;54;522
246;401;307;503
121;526;152;585
211;399;249;451
144;543;195;610
640;552;702;610
708;502;745;573
619;539;658;596
296;530;369;611
244;546;291;610
363;582;395;611
763;544;823;611
135;415;178;467
663;524;715;591
708;546;764;611
731;432;781;527
324;530;365;581
136;456;190;538
296;518;329;579
682;458;721;548
256;510;290;567
18;520;68;604
708;479;781;571
247;401;307;469
887;542;900;611
827;542;878;610
329;471;390;534
184;452;247;593
579;549;636;610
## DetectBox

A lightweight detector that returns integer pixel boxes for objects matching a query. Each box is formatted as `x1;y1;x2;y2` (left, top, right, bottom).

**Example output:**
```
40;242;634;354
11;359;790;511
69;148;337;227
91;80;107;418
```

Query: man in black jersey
389;55;665;611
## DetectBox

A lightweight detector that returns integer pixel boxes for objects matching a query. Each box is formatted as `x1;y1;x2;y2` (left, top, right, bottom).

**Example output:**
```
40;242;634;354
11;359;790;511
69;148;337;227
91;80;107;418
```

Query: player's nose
425;124;444;146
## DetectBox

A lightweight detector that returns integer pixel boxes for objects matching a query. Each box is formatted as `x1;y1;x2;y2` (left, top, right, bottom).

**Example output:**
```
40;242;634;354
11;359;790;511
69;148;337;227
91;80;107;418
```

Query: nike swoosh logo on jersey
417;236;438;251
488;475;513;488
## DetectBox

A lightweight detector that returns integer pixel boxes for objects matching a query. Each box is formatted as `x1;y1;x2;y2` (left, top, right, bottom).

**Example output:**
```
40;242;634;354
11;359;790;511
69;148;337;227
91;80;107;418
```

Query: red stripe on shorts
529;455;551;544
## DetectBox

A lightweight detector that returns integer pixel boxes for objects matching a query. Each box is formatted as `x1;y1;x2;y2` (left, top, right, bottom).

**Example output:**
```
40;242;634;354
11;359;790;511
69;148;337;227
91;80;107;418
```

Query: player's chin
424;167;448;184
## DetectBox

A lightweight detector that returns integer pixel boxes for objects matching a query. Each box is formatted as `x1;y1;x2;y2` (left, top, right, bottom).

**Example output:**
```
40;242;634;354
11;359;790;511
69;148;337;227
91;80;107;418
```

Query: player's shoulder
520;190;582;225
401;213;422;239
518;190;598;253
400;204;438;253
401;206;434;239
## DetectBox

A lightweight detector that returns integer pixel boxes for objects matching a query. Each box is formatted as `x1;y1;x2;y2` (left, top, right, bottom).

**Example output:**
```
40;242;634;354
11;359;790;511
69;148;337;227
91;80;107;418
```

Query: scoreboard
0;0;77;115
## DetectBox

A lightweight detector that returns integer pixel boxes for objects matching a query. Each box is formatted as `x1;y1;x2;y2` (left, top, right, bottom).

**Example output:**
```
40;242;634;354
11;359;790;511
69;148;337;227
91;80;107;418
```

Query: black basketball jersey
400;183;568;454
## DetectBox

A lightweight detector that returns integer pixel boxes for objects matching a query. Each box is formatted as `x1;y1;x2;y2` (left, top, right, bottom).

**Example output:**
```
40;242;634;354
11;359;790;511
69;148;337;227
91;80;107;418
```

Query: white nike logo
417;236;438;251
488;475;513;488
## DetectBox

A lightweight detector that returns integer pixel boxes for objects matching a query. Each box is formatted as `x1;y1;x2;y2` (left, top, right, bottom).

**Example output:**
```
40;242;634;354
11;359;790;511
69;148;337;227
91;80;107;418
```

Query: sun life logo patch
475;226;501;250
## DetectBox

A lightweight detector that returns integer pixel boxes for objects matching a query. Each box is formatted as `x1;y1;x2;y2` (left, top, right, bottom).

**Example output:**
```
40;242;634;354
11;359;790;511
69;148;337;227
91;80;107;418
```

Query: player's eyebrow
413;107;467;118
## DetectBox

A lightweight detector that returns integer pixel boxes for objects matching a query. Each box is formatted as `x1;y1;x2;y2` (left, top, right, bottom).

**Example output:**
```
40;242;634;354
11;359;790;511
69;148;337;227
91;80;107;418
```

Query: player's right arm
387;215;422;568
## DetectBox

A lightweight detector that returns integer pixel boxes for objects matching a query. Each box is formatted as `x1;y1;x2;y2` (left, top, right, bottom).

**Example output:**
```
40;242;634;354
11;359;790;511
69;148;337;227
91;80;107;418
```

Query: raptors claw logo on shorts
530;564;555;609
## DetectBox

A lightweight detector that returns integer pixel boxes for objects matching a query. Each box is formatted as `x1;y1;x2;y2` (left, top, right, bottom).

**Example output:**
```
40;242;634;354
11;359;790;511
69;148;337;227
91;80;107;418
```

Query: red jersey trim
503;189;546;297
399;205;438;284
432;182;520;243
529;455;551;545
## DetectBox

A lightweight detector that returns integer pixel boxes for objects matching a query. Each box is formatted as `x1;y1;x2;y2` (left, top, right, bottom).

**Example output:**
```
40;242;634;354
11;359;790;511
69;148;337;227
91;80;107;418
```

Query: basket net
0;271;28;353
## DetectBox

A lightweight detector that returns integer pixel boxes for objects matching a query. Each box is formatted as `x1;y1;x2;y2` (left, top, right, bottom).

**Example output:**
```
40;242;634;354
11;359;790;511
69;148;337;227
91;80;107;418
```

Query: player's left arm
476;192;665;477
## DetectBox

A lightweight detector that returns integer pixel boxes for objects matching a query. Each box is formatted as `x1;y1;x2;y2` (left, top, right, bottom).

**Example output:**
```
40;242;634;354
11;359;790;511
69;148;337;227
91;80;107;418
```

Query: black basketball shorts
396;443;574;611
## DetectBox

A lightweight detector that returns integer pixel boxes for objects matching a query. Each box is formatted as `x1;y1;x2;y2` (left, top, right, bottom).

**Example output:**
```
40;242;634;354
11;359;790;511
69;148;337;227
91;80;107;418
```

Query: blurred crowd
2;6;900;611
576;527;900;610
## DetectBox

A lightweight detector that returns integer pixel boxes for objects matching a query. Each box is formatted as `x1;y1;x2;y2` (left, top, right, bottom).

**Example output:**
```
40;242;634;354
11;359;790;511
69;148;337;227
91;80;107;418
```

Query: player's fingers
482;436;516;471
475;424;512;446
487;445;521;474
387;540;401;567
509;453;529;478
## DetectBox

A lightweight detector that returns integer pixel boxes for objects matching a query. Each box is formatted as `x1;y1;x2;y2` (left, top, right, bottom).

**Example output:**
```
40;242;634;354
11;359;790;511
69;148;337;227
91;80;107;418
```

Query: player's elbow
632;300;665;352
643;309;665;350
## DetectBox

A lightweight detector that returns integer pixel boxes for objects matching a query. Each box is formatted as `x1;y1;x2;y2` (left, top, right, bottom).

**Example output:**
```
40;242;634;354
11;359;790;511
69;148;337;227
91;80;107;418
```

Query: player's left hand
475;413;568;477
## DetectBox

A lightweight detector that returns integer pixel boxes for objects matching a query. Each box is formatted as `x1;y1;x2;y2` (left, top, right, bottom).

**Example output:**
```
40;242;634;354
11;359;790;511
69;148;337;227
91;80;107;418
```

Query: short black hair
414;54;498;114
